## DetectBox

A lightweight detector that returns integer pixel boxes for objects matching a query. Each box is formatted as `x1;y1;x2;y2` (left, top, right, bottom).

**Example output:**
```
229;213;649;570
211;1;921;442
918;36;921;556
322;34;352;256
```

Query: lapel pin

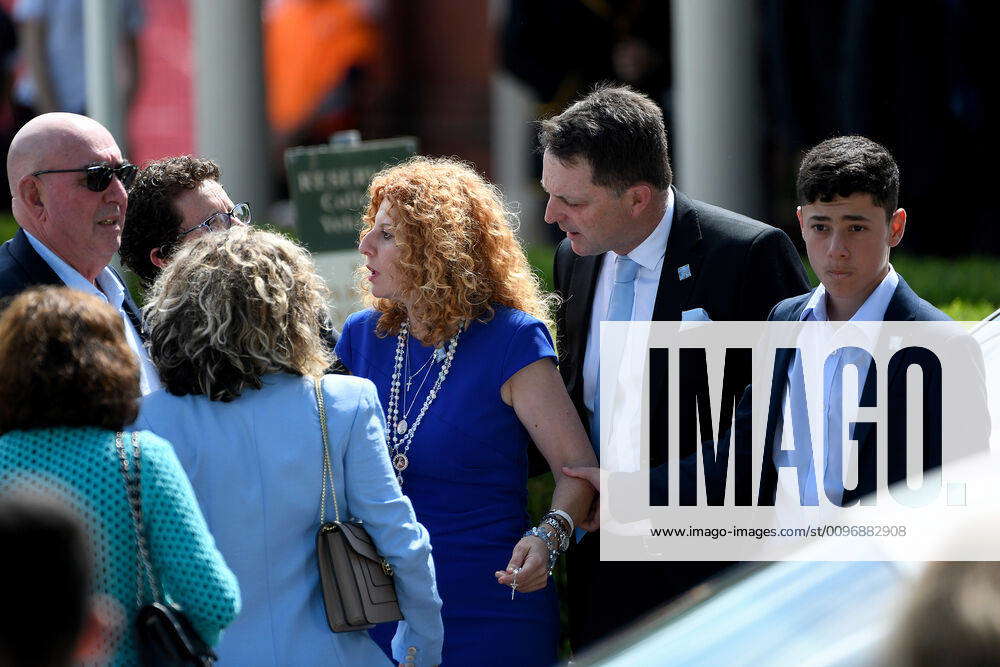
677;264;692;281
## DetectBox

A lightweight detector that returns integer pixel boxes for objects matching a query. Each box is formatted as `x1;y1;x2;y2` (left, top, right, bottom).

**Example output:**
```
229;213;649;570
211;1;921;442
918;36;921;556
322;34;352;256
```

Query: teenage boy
761;135;973;506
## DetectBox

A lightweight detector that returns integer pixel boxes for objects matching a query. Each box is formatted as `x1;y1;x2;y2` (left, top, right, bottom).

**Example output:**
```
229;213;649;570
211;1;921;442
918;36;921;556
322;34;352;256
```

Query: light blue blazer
136;373;443;666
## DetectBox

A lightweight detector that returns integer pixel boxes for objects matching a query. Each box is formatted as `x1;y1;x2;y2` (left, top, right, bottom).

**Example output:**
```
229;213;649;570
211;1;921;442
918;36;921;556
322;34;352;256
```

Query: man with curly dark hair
120;155;249;285
122;155;343;363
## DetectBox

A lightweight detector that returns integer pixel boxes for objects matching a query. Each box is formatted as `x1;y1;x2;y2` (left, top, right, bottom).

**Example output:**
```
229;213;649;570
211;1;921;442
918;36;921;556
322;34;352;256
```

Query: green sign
285;136;418;252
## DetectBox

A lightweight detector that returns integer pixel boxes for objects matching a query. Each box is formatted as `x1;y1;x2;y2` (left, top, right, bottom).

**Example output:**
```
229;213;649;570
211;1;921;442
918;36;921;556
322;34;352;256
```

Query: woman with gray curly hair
135;227;444;666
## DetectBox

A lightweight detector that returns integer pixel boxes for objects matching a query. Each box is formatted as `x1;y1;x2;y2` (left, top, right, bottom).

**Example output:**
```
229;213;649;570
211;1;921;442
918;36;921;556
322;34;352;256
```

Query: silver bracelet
542;516;571;553
523;527;560;574
546;509;574;535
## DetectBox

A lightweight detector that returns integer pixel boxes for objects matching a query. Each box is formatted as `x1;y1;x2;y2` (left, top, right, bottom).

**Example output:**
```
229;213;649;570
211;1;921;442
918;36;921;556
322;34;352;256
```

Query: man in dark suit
0;112;157;393
543;84;809;650
760;135;987;506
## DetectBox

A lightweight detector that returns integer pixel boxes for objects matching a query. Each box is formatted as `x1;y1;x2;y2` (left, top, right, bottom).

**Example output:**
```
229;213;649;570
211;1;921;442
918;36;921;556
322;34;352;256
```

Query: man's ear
149;247;168;269
625;183;653;216
888;208;906;247
796;206;805;237
17;175;43;215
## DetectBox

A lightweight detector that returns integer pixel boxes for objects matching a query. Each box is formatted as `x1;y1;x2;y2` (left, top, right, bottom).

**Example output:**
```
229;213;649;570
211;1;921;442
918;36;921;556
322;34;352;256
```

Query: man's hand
562;466;602;531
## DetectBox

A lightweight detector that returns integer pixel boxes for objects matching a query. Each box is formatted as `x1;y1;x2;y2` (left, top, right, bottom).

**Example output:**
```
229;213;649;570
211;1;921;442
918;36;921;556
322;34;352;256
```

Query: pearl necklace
385;320;459;485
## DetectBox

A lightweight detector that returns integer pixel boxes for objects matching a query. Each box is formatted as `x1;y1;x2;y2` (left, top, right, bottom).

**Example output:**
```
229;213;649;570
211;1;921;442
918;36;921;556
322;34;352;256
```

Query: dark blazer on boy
759;275;987;505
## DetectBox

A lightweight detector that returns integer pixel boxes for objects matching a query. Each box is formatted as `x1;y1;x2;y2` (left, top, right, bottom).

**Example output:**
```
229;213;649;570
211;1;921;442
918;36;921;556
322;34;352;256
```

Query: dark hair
796;135;900;219
0;493;91;667
120;156;223;284
537;83;672;193
0;287;139;433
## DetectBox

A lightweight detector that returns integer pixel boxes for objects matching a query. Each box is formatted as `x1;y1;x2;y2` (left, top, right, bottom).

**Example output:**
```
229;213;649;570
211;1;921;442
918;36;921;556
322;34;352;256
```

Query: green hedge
799;251;999;321
527;243;999;321
1;214;16;243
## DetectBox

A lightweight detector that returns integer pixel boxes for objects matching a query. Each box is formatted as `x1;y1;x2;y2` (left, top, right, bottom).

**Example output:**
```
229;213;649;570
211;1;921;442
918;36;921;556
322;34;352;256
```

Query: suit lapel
760;291;810;503
648;190;704;426
881;278;919;393
651;188;703;321
882;277;919;323
114;266;146;339
565;253;602;397
10;229;62;287
11;230;147;339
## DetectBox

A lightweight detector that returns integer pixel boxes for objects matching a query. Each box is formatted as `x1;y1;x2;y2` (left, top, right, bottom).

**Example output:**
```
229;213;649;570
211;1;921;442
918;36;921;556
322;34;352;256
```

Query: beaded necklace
385;320;460;485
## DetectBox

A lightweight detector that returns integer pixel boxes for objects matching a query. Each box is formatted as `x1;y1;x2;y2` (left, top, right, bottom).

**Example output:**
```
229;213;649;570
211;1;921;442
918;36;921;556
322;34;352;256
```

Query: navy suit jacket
756;275;986;505
0;228;144;334
553;188;809;466
552;187;809;649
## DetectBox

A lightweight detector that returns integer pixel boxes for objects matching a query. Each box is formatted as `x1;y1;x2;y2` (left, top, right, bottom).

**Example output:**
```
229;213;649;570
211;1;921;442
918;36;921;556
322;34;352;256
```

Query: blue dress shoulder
336;305;560;666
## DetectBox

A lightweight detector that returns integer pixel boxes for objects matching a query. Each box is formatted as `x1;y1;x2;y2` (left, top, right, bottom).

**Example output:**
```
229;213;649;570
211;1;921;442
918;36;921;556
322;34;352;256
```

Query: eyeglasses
176;201;252;240
31;162;138;192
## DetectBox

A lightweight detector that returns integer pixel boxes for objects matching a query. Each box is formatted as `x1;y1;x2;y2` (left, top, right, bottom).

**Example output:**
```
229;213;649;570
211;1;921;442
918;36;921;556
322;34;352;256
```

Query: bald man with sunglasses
0;112;159;393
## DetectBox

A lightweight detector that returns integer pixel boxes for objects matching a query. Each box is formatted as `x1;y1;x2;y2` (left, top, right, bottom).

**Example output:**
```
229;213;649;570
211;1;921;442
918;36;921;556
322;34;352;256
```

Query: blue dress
337;305;560;666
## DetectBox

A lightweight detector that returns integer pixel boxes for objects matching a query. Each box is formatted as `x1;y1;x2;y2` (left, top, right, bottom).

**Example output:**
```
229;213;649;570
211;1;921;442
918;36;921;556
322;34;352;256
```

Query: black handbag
313;379;403;632
116;432;218;666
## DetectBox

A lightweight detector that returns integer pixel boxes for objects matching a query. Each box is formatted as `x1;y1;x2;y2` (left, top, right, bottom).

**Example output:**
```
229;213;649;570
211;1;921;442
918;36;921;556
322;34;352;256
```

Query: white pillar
489;0;543;246
192;0;272;210
84;0;125;149
491;71;544;246
672;0;764;218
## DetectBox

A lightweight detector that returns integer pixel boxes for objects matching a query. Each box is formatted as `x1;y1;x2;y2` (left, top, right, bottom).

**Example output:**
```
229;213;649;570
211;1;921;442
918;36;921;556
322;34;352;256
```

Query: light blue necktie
580;256;639;541
590;254;640;451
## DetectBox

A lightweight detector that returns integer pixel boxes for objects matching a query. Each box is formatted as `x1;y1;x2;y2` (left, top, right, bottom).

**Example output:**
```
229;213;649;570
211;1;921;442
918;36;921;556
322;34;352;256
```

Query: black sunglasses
31;162;138;192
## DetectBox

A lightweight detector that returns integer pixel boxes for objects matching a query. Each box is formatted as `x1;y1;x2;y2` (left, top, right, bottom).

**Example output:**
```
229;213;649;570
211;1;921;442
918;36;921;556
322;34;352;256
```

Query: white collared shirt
24;231;161;395
583;189;675;414
776;265;898;507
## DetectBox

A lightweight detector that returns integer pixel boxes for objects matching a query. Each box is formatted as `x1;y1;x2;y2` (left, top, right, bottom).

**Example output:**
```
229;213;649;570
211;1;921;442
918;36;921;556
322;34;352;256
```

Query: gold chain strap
315;378;341;524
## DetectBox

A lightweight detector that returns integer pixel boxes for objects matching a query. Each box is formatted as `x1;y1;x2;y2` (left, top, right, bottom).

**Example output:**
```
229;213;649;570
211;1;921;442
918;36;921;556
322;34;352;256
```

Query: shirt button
407;647;417;654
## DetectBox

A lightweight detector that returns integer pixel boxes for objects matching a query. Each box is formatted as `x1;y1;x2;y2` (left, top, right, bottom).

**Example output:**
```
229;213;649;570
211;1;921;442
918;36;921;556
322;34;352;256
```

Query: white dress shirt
25;231;161;395
776;265;899;507
583;189;675;414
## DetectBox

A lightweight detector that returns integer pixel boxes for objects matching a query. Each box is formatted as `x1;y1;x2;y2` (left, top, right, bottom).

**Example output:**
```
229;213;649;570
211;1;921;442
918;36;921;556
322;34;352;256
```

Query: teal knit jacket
0;427;240;665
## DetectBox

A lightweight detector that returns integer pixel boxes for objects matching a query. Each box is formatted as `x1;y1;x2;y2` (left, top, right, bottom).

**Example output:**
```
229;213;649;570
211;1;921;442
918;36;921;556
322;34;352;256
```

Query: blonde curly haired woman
336;156;597;665
135;228;443;666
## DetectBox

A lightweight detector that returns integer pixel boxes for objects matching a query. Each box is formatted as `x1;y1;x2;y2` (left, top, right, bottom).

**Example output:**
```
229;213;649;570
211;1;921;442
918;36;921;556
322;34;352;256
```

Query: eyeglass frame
31;161;138;192
175;201;252;241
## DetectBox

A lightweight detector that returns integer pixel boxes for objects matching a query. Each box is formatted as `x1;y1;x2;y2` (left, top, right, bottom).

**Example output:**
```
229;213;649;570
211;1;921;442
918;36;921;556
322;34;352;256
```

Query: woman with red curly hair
336;156;597;665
